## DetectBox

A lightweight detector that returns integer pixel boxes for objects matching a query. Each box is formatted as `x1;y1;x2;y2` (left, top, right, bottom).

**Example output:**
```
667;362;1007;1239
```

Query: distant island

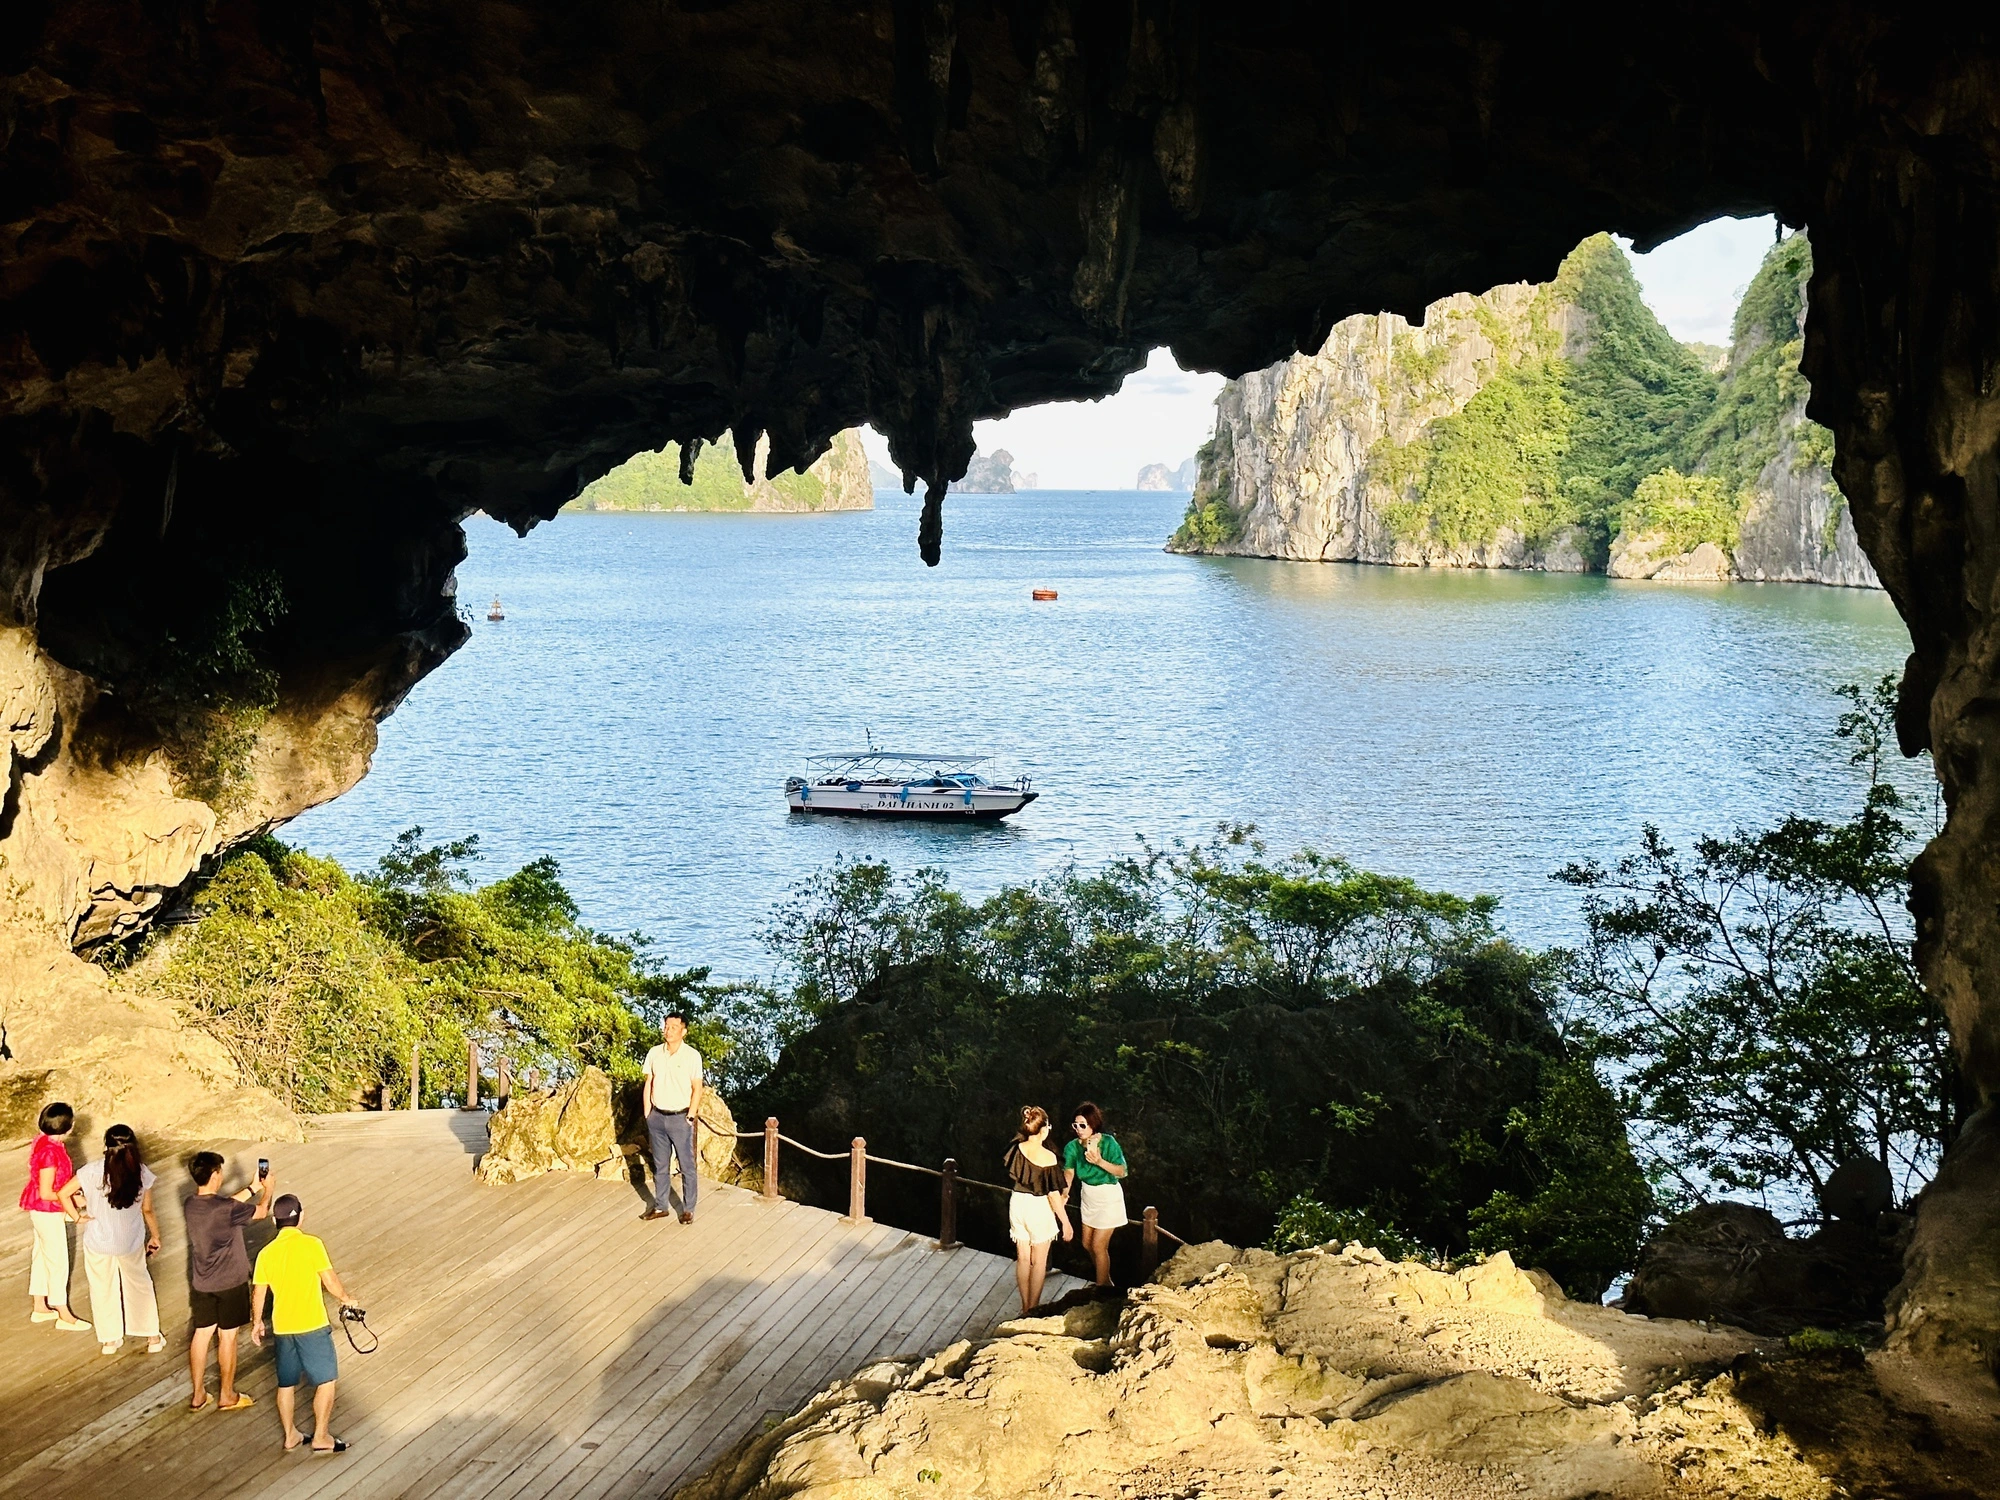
1137;458;1200;491
868;448;1038;492
566;429;872;513
951;448;1037;493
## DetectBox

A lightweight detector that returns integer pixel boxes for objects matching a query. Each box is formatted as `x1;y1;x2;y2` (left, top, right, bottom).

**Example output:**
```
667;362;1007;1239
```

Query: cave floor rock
675;1241;2000;1500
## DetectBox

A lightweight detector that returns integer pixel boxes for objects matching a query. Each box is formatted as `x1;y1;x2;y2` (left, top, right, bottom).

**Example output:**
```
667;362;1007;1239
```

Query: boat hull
787;788;1037;821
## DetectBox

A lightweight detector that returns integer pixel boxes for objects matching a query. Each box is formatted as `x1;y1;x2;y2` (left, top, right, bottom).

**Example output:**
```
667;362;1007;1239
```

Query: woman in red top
19;1102;88;1330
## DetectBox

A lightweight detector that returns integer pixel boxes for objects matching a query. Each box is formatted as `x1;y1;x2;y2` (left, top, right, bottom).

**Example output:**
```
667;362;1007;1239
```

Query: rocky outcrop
1136;460;1196;491
1885;1109;2000;1380
1621;1203;1907;1336
477;1067;622;1185
566;430;873;514
0;916;296;1148
479;1068;757;1191
1177;234;1878;589
950;450;1023;494
1173;285;1591;568
677;1241;1939;1500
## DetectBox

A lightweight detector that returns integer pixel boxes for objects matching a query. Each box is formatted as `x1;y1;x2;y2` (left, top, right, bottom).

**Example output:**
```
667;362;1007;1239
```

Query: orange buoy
1031;588;1058;601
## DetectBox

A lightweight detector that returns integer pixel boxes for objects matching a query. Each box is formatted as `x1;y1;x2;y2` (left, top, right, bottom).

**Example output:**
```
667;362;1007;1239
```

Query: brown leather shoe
679;1212;695;1225
641;1209;672;1222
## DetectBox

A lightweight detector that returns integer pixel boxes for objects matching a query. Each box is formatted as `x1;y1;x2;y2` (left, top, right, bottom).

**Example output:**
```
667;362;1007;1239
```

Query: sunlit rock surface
675;1242;1995;1500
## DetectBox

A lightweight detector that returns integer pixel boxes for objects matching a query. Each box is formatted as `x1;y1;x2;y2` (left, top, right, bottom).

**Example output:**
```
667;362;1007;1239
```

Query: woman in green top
1062;1101;1128;1286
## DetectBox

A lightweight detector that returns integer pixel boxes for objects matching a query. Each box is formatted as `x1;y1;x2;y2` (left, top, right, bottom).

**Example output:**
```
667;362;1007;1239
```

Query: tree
751;828;1649;1297
1558;677;1959;1213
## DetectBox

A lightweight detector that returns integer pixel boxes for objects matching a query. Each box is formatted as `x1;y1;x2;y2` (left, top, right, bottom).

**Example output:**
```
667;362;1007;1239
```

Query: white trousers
28;1212;71;1303
83;1247;159;1343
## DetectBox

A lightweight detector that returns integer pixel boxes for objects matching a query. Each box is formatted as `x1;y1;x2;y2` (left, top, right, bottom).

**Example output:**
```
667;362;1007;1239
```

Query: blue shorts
274;1326;339;1388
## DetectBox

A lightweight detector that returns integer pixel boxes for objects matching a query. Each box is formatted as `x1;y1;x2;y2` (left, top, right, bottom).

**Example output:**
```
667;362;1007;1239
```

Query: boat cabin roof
806;751;991;772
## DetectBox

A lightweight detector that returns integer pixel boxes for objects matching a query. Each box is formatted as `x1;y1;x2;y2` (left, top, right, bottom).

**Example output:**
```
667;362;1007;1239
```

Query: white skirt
1008;1191;1059;1246
1079;1180;1128;1231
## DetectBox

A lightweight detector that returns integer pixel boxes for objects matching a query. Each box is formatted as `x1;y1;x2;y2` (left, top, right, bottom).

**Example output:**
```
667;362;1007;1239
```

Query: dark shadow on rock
1727;1349;1997;1500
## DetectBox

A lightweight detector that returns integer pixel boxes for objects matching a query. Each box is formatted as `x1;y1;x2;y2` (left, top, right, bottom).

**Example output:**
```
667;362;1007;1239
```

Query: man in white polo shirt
641;1014;706;1224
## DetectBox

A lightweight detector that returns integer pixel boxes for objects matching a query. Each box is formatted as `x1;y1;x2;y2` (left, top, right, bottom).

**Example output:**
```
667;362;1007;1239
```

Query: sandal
311;1437;348;1456
190;1395;211;1413
219;1393;255;1411
100;1342;119;1356
145;1336;166;1354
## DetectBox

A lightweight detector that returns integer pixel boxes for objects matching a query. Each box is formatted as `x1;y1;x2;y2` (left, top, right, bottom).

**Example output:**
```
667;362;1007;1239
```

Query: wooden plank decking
0;1110;1070;1499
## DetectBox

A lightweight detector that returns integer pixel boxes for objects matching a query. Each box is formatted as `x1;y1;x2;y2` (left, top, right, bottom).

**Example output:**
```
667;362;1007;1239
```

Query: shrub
1267;1196;1424;1260
1618;468;1743;556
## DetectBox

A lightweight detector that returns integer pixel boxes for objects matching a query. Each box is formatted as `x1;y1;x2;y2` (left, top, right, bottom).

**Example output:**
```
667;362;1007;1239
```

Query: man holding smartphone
183;1151;276;1411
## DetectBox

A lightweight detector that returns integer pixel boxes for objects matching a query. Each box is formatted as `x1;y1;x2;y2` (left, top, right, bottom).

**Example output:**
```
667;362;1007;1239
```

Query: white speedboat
786;752;1037;821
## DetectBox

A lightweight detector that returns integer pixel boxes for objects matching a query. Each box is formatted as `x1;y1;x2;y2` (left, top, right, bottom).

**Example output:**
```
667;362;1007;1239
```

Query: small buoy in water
488;596;505;621
1031;588;1058;601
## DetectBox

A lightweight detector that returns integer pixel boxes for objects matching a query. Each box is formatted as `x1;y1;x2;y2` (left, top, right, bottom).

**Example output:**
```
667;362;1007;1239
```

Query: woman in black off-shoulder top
1003;1105;1072;1313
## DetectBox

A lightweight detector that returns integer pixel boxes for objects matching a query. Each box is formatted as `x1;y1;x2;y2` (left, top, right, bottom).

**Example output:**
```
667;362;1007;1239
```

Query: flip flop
311;1438;348;1456
219;1393;255;1411
190;1395;211;1413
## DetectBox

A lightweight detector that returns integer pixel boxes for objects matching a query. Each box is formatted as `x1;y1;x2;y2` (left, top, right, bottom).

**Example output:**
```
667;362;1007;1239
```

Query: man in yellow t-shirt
251;1195;358;1456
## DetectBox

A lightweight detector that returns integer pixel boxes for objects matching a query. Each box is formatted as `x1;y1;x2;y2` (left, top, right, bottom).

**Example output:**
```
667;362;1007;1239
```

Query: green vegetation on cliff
1375;235;1717;556
1619;468;1742;555
742;831;1651;1299
568;429;869;513
1685;234;1826;500
1168;435;1242;550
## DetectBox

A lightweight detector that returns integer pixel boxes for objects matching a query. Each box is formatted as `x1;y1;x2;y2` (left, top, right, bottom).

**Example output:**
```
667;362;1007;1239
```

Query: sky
859;213;1782;492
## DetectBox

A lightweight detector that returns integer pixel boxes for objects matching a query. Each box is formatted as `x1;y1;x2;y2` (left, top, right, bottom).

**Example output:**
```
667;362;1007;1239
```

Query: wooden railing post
1141;1206;1160;1279
409;1039;422;1111
461;1040;481;1111
842;1136;869;1224
497;1054;511;1105
761;1118;780;1203
938;1158;958;1250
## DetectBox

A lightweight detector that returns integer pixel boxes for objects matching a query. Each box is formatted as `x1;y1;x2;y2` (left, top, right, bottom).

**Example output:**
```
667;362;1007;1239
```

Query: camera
340;1305;368;1322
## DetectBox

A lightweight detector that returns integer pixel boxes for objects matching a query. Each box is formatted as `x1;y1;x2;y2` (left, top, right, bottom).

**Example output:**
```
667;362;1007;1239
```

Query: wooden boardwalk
0;1110;1069;1499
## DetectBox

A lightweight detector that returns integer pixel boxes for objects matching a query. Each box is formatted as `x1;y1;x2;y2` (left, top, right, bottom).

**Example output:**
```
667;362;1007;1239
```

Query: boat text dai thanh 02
785;751;1037;821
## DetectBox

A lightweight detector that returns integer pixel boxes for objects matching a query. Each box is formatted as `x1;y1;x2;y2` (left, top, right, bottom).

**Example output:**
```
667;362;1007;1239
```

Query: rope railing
697;1112;1189;1274
473;1064;1193;1273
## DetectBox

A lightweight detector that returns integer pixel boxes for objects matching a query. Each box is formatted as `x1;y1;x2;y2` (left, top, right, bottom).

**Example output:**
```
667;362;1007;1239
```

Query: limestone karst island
2;9;1997;1500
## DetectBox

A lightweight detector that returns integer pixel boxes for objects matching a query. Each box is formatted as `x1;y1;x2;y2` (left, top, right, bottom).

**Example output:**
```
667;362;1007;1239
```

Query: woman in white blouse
63;1124;163;1355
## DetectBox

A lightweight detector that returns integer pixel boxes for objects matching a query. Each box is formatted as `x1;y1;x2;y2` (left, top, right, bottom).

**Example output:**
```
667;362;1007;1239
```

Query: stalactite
919;480;945;566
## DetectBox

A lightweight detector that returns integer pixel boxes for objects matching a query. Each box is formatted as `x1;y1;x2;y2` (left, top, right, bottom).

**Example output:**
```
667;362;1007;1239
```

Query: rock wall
1176;284;1595;570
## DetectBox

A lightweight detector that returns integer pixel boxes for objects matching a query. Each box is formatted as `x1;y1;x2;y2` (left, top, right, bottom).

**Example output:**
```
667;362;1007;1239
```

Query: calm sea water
288;490;1924;978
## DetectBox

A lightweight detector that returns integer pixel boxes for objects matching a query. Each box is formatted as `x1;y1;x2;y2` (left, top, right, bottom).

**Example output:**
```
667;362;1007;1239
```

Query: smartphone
257;1158;270;1180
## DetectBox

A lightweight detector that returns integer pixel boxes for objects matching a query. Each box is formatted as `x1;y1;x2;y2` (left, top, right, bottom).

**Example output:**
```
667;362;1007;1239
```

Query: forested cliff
566;429;872;514
1171;234;1878;588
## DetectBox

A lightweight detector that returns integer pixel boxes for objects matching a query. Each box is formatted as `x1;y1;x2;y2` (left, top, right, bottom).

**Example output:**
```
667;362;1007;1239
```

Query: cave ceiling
1;0;1835;578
